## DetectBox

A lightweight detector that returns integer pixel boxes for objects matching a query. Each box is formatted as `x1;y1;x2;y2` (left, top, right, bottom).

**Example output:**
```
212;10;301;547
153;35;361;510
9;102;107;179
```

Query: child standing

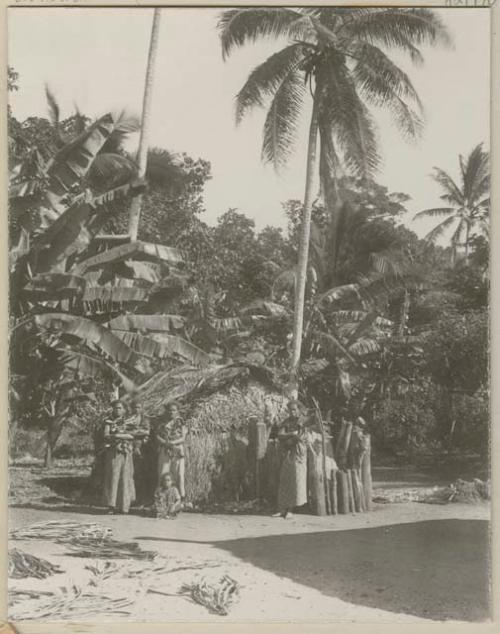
153;473;182;519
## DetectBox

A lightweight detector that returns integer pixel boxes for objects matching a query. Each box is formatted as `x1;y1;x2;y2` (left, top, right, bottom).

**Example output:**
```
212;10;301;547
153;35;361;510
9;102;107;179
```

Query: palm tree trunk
464;222;470;263
290;98;319;394
128;8;162;241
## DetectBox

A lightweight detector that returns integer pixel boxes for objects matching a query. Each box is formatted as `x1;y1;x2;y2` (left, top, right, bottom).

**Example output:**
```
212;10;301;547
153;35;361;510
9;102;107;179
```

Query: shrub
372;391;438;458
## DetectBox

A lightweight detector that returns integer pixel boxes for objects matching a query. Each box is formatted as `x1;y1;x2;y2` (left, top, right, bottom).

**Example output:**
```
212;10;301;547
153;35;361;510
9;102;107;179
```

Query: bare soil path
9;501;490;623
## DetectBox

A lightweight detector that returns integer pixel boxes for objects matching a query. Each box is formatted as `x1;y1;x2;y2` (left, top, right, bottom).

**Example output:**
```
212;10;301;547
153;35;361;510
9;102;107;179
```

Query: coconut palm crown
219;8;451;175
218;8;451;387
414;143;489;261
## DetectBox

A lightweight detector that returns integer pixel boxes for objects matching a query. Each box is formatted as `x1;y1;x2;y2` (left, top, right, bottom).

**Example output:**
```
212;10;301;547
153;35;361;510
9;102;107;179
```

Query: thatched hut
134;362;288;505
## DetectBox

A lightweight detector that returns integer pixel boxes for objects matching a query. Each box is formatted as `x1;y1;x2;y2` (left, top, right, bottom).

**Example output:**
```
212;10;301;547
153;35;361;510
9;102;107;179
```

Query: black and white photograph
6;3;492;625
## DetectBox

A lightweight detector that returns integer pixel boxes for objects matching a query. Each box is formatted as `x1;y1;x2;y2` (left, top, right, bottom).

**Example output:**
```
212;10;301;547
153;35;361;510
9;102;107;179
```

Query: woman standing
102;400;136;514
274;400;310;519
156;403;187;501
128;402;150;506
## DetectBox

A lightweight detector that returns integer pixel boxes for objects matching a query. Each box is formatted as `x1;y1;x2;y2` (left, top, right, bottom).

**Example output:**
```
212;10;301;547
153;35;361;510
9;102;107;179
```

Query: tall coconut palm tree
414;143;489;263
218;7;451;388
128;8;162;240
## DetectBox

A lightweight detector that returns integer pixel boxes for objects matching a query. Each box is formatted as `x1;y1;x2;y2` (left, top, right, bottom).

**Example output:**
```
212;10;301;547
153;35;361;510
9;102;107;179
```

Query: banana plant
9;110;213;465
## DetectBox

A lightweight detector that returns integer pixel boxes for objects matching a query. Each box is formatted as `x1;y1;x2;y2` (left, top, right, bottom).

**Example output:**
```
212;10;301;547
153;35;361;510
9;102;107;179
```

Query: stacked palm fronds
180;575;240;616
10;520;112;543
9;549;63;579
66;537;156;561
10;519;157;560
9;584;135;621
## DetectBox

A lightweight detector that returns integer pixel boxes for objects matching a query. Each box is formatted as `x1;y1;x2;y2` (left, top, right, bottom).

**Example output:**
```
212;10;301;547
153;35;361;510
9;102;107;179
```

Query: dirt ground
9;499;490;624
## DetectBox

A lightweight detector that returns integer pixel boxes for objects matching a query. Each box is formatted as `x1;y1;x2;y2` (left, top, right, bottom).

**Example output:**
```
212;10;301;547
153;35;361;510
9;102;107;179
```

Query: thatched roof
133;362;284;420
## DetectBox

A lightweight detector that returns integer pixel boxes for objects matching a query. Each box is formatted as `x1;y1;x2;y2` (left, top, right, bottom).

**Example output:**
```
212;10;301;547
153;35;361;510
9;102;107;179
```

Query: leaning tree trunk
289;99;319;396
128;8;162;241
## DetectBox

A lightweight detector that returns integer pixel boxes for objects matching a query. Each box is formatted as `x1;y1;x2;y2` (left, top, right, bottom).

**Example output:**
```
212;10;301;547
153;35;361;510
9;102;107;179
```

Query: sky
7;7;491;237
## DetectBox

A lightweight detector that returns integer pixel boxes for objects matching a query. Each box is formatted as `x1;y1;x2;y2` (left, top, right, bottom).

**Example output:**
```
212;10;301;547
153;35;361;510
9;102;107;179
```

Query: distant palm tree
128;8;162;240
218;7;451;388
414;143;489;263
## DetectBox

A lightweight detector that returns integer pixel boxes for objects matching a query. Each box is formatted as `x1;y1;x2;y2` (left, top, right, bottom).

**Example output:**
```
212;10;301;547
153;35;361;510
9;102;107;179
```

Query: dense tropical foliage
7;3;489;469
218;7;451;387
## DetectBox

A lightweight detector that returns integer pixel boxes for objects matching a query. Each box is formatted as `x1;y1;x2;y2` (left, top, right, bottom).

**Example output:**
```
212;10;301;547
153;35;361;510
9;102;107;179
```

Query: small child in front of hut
153;473;182;519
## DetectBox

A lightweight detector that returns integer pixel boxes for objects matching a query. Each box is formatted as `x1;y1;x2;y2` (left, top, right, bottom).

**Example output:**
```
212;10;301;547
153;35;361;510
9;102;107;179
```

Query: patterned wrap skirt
103;443;136;513
277;442;308;511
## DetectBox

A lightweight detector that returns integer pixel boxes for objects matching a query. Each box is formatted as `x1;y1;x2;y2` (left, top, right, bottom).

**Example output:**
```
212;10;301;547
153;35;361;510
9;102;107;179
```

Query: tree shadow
216;519;490;622
136;519;490;622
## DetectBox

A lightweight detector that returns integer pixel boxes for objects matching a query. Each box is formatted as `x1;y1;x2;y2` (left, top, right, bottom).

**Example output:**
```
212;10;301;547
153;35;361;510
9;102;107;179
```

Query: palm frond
424;215;457;243
431;168;464;206
87;153;137;188
351;42;424;141
235;43;306;123
146;148;186;189
318;58;380;179
261;70;307;171
348;337;380;356
461;143;489;204
341;8;452;51
218;8;305;59
45;85;61;132
413;207;454;220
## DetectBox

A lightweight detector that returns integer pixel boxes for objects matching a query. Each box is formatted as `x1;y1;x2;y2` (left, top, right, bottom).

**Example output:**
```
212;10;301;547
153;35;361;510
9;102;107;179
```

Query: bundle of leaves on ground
9;583;136;621
180;575;240;616
10;520;112;542
66;537;156;561
435;478;490;504
10;519;156;560
9;549;63;579
373;478;490;505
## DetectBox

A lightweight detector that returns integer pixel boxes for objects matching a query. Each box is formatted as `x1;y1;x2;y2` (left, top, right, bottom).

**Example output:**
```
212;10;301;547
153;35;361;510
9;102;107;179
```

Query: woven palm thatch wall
182;381;288;503
135;363;288;504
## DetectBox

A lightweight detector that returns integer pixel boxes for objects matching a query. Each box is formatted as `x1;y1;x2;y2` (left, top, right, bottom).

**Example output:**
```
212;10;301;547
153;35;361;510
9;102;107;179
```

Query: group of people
94;396;363;520
95;399;187;518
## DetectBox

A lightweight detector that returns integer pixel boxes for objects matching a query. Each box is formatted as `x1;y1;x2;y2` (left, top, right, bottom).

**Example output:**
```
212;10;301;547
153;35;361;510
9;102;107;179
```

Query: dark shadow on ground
136;519;490;622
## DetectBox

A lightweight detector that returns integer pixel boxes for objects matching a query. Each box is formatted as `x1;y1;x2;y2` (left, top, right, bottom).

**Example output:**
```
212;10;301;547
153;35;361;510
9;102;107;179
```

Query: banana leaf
22;274;87;300
240;300;289;318
56;349;137;392
75;241;183;273
314;331;358;366
34;313;147;372
47;113;117;200
112;330;211;366
210;317;243;332
82;287;149;303
106;314;185;332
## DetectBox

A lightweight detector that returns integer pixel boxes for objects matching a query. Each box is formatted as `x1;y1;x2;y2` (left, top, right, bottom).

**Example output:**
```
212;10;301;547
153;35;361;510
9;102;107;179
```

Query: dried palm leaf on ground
420;478;491;504
10;520;111;542
180;575;240;616
9;584;135;621
373;478;491;505
66;537;156;561
9;589;55;604
9;549;63;579
85;560;121;584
